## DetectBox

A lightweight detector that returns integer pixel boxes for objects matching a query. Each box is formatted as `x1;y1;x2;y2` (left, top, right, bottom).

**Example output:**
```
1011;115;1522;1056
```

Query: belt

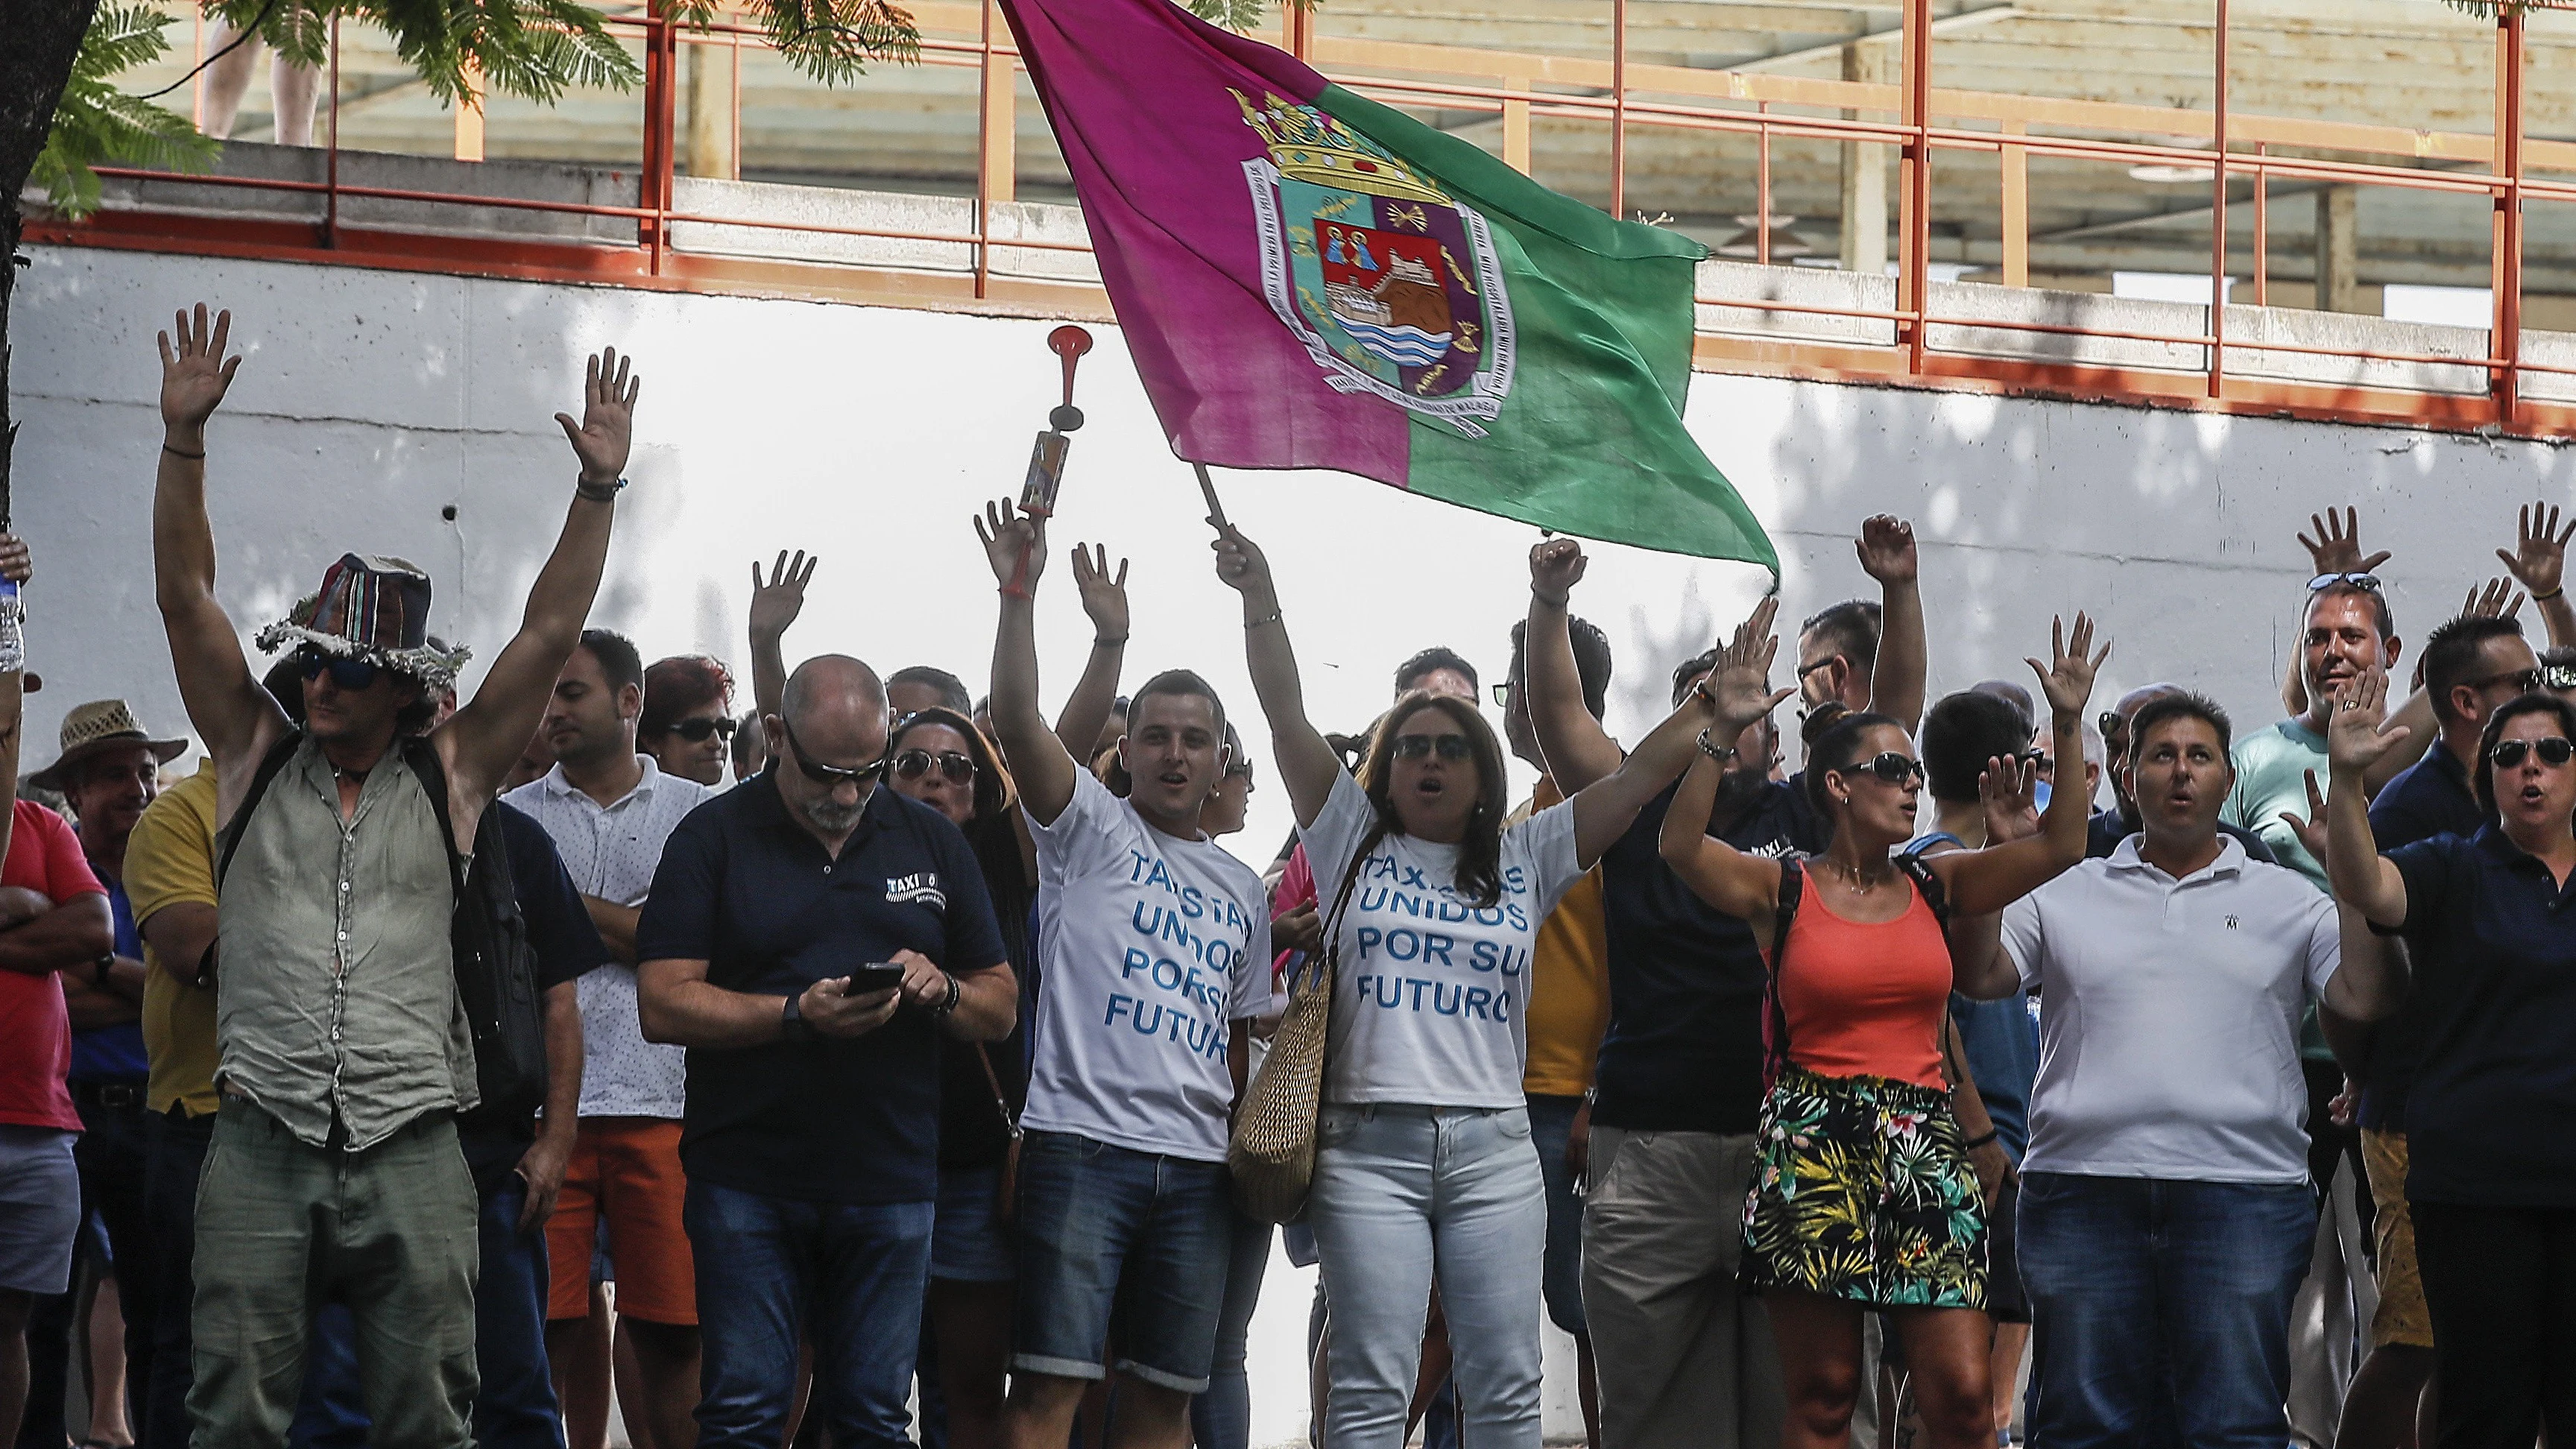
72;1081;148;1109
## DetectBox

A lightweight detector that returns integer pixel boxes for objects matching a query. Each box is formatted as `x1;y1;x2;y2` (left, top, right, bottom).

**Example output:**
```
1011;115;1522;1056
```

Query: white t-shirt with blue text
1301;771;1584;1108
1021;769;1273;1162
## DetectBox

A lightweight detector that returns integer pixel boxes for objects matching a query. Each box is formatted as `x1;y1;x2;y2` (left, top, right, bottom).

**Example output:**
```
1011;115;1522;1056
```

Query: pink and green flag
997;0;1776;572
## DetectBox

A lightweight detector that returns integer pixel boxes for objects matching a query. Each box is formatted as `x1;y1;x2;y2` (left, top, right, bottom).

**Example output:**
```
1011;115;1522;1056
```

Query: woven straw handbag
1228;848;1366;1224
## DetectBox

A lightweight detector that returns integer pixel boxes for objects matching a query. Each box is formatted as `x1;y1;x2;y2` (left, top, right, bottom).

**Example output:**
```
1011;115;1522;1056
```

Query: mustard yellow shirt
1515;780;1611;1097
129;761;220;1118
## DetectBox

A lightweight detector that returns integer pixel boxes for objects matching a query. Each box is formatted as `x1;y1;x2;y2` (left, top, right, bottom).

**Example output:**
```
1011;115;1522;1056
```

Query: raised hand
2025;613;2109;719
1070;544;1131;641
2276;768;2330;865
2326;666;2411;777
2299;507;2390;578
1210;522;1277;602
976;499;1046;592
2498;502;2575;601
1855;514;1919;585
750;550;815;641
555;347;640;487
1698;596;1794;730
1530;537;1588;605
158;303;242;435
2464;576;2525;621
1979;752;2042;843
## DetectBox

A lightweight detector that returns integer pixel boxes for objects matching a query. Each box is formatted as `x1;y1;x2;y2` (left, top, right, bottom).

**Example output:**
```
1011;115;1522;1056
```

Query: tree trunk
1;0;107;528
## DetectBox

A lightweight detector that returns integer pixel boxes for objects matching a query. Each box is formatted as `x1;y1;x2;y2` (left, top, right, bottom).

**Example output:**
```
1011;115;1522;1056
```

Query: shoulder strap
215;730;308;889
1764;857;1805;1087
1770;855;1804;965
1895;847;1954;927
400;736;467;900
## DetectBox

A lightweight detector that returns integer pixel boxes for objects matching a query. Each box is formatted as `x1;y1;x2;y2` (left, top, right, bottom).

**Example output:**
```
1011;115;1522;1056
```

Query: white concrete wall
16;244;2576;1445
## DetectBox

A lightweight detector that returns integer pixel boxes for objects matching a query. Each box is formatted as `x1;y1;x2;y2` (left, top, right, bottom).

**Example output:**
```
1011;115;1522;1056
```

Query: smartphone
847;962;906;996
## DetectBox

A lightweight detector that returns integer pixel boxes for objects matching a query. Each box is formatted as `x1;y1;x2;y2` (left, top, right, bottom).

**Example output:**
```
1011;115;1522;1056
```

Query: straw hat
28;700;189;792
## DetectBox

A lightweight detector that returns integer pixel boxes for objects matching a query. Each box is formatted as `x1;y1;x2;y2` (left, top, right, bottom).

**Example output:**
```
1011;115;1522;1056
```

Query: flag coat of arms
998;0;1777;572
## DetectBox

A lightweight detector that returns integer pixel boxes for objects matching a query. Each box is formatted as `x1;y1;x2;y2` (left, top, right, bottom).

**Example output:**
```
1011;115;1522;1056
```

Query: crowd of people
0;299;2570;1449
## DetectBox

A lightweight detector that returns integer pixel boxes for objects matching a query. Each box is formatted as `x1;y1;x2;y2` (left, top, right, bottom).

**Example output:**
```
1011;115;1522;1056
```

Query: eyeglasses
892;749;976;785
2467;668;2546;696
2307;572;2385;594
2548;663;2576;692
2021;748;2053;772
2490;736;2576;769
1391;733;1473;762
2097;710;2127;741
1795;657;1839;681
666;716;739;743
1840;751;1925;787
779;719;889;789
1489;682;1515;709
1225;762;1257;789
296;648;382;692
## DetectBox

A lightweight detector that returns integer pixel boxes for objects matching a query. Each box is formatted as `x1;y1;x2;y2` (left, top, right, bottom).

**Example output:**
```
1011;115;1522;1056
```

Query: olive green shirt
215;736;476;1149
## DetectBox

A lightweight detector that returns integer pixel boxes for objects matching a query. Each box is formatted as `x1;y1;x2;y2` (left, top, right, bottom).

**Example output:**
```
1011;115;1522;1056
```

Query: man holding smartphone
636;654;1016;1449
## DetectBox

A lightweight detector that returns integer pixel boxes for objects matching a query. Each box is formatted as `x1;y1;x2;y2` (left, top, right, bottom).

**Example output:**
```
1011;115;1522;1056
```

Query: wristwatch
780;989;815;1043
92;953;115;990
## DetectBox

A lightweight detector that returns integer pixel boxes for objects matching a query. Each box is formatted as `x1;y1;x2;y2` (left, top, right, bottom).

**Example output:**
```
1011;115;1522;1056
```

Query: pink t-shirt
0;802;107;1131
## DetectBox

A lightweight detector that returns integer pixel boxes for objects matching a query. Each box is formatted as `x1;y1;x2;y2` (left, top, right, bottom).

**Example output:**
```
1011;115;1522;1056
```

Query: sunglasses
2468;668;2546;696
2097;710;2127;741
1840;751;1925;787
1795;657;1839;681
1489;682;1515;709
779;719;889;789
2549;663;2576;692
666;716;739;743
2490;736;2576;769
2307;572;2386;594
1391;733;1473;762
296;648;382;692
893;749;976;785
2021;748;2053;772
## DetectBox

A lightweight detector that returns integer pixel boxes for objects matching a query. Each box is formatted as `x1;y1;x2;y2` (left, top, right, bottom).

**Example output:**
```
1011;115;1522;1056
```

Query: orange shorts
545;1117;697;1326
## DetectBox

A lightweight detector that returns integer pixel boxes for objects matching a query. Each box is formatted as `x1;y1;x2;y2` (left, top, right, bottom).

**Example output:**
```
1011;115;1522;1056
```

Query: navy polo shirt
1593;776;1828;1134
637;774;1008;1205
69;874;148;1084
496;802;614;998
2385;824;2576;1207
2361;745;2484;1133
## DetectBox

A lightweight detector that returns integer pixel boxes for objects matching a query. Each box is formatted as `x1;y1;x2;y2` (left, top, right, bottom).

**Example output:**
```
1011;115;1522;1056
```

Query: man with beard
506;629;716;1449
1521;521;1923;1449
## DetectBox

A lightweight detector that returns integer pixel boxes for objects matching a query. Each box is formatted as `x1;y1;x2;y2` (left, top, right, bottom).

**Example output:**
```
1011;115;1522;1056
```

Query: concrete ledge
1695;259;1898;348
75;141;639;247
666;177;1099;284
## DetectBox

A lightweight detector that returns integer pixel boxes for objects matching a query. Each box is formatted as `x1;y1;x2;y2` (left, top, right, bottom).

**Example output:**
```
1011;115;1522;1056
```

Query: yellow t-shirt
129;761;221;1118
1515;780;1611;1097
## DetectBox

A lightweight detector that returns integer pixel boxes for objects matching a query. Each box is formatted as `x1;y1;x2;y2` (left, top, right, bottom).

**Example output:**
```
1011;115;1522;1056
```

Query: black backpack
1762;848;1958;1093
217;732;550;1128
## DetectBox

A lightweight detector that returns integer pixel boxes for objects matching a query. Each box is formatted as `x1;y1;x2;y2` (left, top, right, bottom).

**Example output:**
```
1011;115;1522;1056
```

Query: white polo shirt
505;757;717;1119
2001;834;2339;1184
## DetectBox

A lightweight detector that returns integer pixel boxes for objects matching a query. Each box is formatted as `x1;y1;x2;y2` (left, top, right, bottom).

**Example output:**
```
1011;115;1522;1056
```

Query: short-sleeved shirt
2385;827;2576;1207
130;763;221;1118
1023;769;1270;1162
2087;809;2279;867
2002;836;2338;1184
69;875;148;1084
2360;745;2484;1134
505;759;716;1119
1301;771;1583;1108
637;775;1008;1205
1593;777;1829;1134
0;801;110;1132
2224;718;2340;1064
1516;783;1609;1099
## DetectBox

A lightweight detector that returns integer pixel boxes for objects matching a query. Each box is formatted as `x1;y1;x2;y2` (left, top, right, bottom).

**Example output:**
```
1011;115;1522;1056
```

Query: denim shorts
1011;1129;1231;1393
0;1126;78;1294
932;1163;1015;1284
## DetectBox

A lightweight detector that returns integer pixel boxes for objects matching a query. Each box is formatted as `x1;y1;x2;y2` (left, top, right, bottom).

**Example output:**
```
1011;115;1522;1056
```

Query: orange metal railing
40;0;2576;439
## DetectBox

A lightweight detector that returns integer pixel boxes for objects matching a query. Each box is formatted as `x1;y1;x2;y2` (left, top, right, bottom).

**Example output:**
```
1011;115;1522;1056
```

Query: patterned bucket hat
253;554;471;692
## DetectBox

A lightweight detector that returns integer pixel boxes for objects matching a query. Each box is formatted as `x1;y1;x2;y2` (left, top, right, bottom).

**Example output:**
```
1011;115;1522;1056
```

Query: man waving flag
998;0;1777;572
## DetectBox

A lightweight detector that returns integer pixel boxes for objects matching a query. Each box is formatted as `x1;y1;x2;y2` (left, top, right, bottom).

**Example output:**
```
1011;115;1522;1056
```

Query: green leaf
34;4;222;221
1179;0;1315;29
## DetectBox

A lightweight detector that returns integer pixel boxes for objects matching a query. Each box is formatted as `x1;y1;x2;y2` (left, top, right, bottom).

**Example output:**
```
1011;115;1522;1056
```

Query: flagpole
1193;462;1231;530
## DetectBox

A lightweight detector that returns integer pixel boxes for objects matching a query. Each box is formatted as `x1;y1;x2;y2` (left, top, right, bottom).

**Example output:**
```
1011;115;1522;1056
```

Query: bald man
637;654;1017;1449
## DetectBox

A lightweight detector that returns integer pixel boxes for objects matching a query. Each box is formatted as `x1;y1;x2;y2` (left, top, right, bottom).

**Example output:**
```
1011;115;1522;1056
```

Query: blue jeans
1310;1103;1545;1449
464;1130;564;1449
1526;1093;1588;1339
1012;1131;1232;1393
2018;1171;2314;1449
683;1179;935;1449
1189;1213;1272;1449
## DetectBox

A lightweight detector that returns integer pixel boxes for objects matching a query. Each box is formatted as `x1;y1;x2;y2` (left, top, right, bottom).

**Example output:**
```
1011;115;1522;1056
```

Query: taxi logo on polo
886;872;946;909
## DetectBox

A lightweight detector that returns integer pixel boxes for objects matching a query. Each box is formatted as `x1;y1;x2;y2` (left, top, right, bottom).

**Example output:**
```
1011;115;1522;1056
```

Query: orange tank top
1772;872;1951;1089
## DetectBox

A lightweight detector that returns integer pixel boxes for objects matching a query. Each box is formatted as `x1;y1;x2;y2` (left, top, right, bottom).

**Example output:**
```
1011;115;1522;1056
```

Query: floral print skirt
1741;1064;1990;1311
